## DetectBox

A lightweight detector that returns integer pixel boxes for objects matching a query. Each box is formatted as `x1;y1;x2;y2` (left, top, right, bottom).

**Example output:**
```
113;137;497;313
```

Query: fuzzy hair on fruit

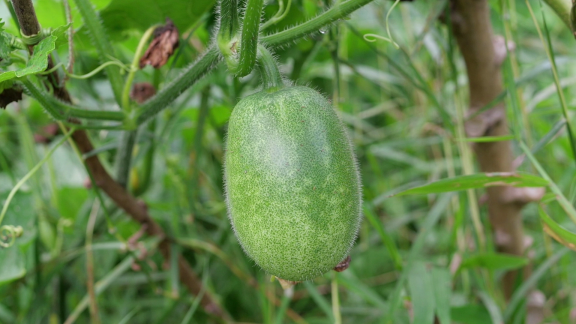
224;86;362;282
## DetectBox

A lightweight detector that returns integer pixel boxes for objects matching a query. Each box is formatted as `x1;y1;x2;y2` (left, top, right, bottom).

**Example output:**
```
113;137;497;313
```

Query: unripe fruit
224;86;362;282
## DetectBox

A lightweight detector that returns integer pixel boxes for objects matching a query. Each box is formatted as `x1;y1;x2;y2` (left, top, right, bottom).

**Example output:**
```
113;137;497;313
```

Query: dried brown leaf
0;87;23;109
130;82;156;104
139;18;179;69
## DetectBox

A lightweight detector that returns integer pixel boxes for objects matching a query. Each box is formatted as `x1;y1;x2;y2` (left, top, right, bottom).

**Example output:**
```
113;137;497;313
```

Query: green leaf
432;267;451;324
0;80;14;93
0;72;16;83
338;269;387;309
303;282;334;321
56;187;89;220
408;261;435;324
538;205;576;250
384;194;453;324
0;36;57;83
456;135;515;143
459;253;528;271
503;248;569;322
15;36;57;78
363;204;403;270
394;172;548;196
0;21;15;63
476;291;503;324
99;0;215;39
0;246;25;285
451;305;492;324
51;23;72;47
35;0;111;30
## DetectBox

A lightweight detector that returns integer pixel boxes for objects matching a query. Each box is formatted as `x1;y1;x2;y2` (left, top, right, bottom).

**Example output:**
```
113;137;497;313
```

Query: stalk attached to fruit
217;0;264;77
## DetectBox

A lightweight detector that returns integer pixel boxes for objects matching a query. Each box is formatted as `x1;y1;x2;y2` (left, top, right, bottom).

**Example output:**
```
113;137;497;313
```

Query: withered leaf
130;82;156;104
0;87;23;109
333;255;351;272
139;18;179;69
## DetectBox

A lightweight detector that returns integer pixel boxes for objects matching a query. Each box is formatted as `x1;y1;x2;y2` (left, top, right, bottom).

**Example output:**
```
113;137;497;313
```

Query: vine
261;0;292;30
21;78;126;122
256;45;284;91
136;0;376;125
236;0;264;77
362;0;400;48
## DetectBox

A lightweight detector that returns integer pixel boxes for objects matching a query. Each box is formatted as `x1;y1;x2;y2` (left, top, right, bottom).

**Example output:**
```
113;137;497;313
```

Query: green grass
1;0;576;323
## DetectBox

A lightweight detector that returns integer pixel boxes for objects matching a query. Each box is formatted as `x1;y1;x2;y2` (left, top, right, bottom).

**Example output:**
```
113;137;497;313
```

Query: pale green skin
224;86;362;281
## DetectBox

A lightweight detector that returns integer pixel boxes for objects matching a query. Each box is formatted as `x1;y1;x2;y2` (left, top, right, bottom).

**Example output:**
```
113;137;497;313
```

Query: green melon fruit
224;86;362;282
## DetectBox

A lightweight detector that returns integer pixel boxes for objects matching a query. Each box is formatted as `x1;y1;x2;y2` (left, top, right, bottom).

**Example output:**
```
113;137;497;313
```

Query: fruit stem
256;45;284;91
217;0;240;69
217;0;263;77
236;0;264;77
217;0;240;47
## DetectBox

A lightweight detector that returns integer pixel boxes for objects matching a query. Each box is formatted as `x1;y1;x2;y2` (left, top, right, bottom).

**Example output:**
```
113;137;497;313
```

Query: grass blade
503;247;569;321
432;267;451;324
395;172;548;196
538;205;576;250
408;261;435;324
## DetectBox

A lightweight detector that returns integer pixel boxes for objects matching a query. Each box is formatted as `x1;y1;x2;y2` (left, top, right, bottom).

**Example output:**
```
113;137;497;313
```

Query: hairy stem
257;45;284;90
137;0;376;125
236;0;264;76
21;78;126;121
217;0;240;54
136;46;221;125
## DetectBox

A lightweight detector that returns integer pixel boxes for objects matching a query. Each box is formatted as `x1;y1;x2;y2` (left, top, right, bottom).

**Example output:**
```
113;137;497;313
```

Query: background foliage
1;0;576;323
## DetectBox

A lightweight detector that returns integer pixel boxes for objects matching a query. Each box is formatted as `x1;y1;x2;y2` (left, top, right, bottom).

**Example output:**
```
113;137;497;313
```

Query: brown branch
450;0;542;298
10;0;40;36
70;131;229;315
10;1;228;319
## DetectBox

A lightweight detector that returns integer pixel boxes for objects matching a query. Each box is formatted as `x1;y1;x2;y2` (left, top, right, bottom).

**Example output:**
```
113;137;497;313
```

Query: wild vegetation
1;0;576;323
